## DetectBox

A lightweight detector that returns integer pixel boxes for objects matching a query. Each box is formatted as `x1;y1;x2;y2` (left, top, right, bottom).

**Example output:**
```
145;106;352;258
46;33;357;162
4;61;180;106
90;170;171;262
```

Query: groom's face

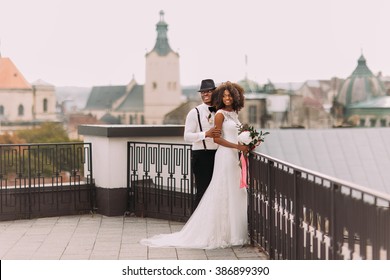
200;90;213;105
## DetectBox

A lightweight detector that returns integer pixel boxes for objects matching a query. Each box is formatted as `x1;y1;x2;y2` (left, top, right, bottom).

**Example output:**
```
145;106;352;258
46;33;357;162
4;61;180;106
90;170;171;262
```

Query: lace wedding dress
140;110;248;249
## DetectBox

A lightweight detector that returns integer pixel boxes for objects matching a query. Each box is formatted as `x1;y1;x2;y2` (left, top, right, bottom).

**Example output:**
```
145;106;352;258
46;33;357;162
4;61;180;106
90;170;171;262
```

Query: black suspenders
195;107;207;150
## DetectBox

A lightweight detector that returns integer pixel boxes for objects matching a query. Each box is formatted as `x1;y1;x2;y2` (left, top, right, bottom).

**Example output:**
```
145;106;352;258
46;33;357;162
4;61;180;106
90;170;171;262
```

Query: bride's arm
213;113;248;153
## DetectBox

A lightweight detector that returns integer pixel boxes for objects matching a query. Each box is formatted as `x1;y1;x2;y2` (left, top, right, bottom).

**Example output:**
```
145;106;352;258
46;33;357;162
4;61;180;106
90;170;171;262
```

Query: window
18;104;24;116
43;99;48;112
0;105;4;115
370;118;377;127
129;115;134;124
249;105;257;124
380;119;386;127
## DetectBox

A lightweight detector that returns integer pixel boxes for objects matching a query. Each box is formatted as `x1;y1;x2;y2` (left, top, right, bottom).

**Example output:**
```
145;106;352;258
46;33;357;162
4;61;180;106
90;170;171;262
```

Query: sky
1;0;389;87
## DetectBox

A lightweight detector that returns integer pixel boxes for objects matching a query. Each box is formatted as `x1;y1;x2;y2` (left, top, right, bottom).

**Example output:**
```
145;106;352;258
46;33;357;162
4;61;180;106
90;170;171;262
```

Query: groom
184;79;221;210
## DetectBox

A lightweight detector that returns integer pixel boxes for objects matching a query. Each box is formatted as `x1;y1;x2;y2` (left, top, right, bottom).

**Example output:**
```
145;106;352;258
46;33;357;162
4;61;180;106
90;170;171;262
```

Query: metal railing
0;142;94;221
127;141;193;222
127;141;390;259
248;151;390;260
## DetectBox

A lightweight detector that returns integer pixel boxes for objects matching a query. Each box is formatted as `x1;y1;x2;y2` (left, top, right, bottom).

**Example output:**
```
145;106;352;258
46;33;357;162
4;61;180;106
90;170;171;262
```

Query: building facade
0;57;58;132
332;55;390;127
84;11;183;125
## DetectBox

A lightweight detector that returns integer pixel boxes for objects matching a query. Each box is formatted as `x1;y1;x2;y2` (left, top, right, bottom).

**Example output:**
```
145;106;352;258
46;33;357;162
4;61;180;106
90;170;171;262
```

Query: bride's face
222;90;233;107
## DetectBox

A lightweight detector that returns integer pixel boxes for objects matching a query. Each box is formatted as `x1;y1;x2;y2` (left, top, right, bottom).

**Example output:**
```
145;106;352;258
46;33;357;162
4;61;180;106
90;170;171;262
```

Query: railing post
27;145;32;219
293;169;299;260
88;143;96;213
330;182;336;260
247;153;254;246
268;159;274;259
126;142;135;214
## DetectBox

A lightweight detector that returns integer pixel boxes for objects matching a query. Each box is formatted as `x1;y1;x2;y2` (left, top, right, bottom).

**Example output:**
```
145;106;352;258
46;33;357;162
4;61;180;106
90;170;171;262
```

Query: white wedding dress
140;110;248;249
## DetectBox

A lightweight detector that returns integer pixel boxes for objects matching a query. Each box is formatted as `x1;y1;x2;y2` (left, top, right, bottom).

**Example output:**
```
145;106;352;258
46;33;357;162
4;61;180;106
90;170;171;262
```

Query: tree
16;122;70;143
0;132;26;144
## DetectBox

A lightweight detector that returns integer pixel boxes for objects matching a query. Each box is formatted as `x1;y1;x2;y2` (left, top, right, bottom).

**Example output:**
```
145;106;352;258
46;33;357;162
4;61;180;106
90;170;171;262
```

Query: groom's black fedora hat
198;79;216;92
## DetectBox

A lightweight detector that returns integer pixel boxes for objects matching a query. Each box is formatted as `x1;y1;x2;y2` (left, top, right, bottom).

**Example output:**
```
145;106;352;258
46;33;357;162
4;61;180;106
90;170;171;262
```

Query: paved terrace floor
0;214;268;260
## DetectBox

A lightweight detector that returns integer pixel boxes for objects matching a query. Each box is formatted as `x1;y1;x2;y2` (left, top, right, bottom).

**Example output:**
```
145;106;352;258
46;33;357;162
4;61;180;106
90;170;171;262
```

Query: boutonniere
207;113;213;124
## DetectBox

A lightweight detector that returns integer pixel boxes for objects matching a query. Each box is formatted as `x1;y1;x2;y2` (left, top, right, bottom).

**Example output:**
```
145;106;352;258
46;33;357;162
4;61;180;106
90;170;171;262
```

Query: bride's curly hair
212;81;245;112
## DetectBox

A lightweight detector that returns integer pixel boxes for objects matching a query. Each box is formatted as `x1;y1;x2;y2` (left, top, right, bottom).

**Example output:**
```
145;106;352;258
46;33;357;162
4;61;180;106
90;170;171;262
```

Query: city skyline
1;0;389;87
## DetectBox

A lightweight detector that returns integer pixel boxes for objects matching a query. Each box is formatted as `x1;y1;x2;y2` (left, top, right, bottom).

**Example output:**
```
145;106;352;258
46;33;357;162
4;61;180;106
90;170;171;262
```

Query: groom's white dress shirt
184;103;218;151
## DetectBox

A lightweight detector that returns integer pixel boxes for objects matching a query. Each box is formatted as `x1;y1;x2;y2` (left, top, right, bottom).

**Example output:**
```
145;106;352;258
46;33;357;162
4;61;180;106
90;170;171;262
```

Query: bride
140;81;249;249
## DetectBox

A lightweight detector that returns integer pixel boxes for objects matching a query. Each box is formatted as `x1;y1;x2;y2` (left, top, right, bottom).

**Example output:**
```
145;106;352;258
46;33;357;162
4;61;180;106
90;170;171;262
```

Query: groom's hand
206;127;221;138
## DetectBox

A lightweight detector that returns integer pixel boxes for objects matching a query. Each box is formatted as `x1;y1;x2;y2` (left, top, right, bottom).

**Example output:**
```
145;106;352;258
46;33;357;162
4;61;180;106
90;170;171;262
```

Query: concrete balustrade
79;124;185;216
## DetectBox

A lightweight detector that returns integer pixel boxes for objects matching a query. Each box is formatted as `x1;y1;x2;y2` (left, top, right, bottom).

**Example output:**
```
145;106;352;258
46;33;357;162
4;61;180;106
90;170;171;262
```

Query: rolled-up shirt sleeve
184;109;206;143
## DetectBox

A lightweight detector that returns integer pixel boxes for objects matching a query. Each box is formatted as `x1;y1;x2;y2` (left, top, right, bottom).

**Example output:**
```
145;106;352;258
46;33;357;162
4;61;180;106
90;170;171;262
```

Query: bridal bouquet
237;124;269;188
237;124;269;151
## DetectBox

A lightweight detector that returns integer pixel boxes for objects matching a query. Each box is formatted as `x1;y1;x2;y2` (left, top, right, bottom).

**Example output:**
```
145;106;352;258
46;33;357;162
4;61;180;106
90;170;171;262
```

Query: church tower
144;11;182;124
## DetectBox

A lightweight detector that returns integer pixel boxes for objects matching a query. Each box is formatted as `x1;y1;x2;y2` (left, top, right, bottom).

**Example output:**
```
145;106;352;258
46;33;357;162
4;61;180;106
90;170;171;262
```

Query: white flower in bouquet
237;124;269;151
237;131;252;145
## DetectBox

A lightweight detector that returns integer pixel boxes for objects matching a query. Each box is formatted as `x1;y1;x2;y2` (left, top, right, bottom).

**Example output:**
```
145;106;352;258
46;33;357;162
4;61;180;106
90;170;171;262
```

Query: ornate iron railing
127;142;193;221
0;142;94;221
248;151;390;260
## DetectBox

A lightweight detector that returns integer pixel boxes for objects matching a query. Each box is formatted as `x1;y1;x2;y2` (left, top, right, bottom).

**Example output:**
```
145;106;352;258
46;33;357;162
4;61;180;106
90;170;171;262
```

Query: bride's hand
237;144;249;154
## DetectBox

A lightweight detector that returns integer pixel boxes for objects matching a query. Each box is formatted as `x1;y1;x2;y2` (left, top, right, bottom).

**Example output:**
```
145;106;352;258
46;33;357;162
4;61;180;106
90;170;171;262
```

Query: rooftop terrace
0;214;267;260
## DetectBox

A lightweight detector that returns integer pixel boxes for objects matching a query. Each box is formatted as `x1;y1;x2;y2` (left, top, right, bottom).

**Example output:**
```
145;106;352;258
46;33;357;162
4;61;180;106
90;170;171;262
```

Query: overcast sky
1;0;389;87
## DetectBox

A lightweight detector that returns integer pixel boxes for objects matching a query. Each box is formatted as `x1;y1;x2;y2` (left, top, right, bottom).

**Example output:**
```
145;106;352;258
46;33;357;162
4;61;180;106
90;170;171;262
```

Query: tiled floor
0;214;268;260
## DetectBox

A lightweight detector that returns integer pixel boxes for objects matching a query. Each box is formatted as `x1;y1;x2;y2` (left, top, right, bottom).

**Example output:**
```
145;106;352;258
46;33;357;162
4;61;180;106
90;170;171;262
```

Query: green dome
336;55;386;107
237;78;262;93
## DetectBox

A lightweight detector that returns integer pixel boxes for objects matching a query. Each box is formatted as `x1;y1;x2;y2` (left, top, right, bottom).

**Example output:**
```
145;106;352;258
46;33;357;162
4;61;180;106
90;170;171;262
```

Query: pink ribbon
240;153;248;188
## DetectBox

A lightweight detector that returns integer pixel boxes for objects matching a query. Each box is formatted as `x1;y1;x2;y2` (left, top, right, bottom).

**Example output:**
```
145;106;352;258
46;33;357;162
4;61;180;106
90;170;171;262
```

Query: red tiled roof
0;57;32;89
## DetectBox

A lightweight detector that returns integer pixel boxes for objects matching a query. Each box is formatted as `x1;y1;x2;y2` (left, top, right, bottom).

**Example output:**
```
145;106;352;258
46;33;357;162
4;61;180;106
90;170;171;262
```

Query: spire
351;53;373;76
151;10;173;56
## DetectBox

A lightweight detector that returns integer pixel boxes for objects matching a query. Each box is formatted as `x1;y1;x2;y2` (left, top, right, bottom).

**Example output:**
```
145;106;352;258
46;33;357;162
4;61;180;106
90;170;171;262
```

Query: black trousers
191;149;217;210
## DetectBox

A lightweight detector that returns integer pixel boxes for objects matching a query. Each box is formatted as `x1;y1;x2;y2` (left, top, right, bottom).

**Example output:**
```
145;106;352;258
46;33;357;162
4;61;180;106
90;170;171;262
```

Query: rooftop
0;57;32;90
258;127;390;195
